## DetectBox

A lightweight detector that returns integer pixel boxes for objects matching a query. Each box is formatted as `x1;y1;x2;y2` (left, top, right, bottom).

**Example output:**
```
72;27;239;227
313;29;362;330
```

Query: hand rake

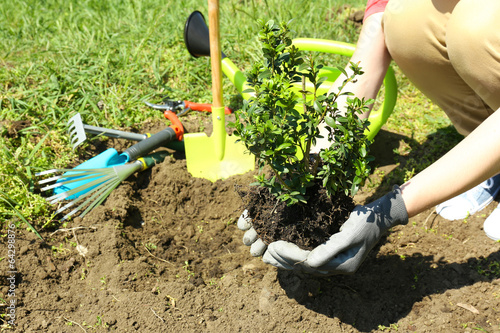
68;113;151;150
36;151;169;221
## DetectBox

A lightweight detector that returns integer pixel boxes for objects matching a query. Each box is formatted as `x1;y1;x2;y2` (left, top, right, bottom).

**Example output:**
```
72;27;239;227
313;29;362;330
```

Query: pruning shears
145;98;232;117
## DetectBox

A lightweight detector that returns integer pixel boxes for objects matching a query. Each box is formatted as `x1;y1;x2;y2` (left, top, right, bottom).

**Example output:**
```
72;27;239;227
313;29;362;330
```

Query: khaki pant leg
382;0;496;136
447;0;500;113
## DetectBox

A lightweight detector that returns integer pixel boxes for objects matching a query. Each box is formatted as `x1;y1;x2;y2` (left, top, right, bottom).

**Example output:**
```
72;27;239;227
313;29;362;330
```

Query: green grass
0;0;459;231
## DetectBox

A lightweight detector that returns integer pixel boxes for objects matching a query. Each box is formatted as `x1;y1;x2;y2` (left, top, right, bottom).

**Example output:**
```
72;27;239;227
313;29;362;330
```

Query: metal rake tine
67;121;76;131
57;177;115;220
39;173;106;191
46;174;114;205
67;113;87;150
37;168;117;188
54;195;86;215
46;173;116;204
36;167;113;177
59;207;82;222
52;176;109;215
59;202;90;221
78;178;122;219
36;168;70;177
58;163;143;220
67;122;76;135
79;164;143;215
37;173;72;185
58;189;105;221
37;170;103;185
67;113;82;131
37;170;83;186
37;169;109;187
55;178;112;218
38;170;114;191
69;127;80;145
60;177;120;221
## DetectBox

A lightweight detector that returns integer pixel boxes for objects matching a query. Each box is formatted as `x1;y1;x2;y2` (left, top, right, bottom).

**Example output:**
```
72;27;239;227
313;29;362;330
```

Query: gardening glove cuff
304;185;409;275
365;185;409;231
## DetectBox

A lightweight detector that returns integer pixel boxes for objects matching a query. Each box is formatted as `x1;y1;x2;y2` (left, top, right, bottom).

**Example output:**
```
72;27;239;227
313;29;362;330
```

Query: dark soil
240;183;355;250
2;120;32;138
3;117;500;332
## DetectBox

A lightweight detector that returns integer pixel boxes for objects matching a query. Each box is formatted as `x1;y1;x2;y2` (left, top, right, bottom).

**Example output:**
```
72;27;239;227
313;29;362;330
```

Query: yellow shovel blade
184;107;254;181
184;132;254;182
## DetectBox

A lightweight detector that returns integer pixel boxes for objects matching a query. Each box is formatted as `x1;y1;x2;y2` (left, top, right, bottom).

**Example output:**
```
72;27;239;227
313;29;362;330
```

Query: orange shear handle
163;110;184;141
184;100;232;114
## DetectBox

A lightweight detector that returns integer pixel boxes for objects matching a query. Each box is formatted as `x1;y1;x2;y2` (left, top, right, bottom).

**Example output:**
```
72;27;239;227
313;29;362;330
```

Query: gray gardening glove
262;186;409;275
237;209;267;257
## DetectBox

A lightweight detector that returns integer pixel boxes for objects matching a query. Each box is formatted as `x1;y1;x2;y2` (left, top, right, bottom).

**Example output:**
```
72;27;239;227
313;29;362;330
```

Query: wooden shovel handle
208;0;223;108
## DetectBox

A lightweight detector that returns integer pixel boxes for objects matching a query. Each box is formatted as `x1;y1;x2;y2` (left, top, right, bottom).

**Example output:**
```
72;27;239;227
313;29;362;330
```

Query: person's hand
263;186;409;275
237;209;267;257
262;241;317;273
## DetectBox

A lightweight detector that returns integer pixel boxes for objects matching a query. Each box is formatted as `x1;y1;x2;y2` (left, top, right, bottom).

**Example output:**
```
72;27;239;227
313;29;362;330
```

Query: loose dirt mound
3;121;500;332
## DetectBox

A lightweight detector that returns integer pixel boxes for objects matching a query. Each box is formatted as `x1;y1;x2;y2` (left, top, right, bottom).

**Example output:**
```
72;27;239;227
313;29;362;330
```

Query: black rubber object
123;127;177;162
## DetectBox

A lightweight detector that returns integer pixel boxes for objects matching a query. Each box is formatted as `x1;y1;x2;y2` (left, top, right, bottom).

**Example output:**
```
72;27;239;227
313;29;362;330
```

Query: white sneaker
436;174;500;221
484;204;500;241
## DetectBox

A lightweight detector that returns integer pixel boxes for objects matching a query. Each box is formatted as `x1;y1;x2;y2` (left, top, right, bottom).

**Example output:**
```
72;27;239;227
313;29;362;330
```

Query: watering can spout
221;58;254;100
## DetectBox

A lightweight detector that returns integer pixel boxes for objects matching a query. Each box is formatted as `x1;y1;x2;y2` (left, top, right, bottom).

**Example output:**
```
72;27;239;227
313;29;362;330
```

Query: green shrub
232;20;373;205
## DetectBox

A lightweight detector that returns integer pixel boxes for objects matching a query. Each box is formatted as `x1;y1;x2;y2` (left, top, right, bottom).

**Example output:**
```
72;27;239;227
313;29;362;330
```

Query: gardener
238;0;500;275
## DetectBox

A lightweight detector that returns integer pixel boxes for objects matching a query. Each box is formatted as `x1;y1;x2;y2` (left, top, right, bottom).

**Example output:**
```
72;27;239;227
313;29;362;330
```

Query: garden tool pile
36;99;228;221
